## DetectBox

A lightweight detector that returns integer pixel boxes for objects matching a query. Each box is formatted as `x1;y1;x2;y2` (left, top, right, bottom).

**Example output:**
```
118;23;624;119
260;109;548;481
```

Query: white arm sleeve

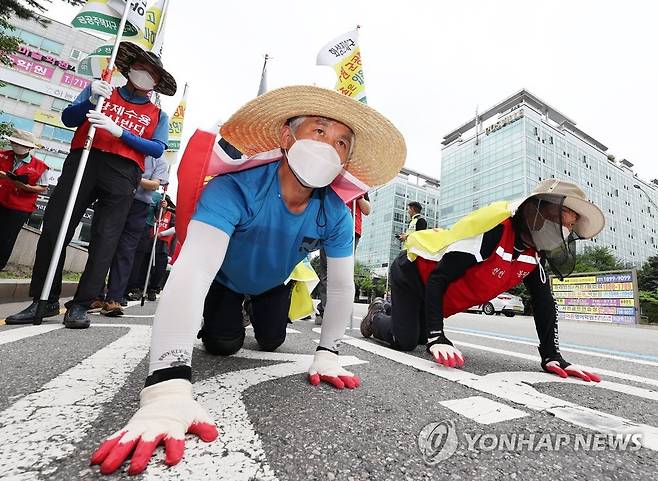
318;255;355;352
149;220;230;375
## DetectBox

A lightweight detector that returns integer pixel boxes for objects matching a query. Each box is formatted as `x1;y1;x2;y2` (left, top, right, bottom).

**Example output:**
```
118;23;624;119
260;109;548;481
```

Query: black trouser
103;198;150;301
371;251;427;351
0;205;30;270
29;149;141;305
199;280;293;355
127;226;167;293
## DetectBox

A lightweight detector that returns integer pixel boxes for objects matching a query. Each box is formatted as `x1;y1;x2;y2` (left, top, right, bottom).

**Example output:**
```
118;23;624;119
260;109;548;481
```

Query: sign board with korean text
550;270;639;324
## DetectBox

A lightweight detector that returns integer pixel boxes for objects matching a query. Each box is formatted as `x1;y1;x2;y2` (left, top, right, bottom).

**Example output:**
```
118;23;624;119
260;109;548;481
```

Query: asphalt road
0;299;657;481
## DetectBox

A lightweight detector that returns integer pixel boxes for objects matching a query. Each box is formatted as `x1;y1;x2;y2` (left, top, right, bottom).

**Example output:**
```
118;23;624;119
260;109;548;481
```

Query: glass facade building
440;89;658;267
356;168;440;273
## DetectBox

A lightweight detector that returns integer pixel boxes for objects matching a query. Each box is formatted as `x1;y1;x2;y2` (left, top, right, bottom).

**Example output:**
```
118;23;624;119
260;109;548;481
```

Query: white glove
87;111;123;138
427;335;465;368
90;379;218;475
307;350;361;389
90;80;112;104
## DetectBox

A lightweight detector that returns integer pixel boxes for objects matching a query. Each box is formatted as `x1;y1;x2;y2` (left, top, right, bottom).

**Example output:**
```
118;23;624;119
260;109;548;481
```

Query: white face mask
128;68;157;91
11;144;31;156
286;137;344;188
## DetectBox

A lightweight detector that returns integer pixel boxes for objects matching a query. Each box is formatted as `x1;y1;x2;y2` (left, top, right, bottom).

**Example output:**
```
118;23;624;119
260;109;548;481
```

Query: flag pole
350;198;357;330
141;186;168;306
35;1;133;323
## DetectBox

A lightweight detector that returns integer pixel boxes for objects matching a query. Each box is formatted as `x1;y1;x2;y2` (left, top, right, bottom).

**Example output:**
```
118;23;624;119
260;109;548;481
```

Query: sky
42;0;657;195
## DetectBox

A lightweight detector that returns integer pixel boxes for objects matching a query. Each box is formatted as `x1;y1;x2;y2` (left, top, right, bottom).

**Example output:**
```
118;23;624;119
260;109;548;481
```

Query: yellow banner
167;83;187;151
316;29;367;103
34;109;74;130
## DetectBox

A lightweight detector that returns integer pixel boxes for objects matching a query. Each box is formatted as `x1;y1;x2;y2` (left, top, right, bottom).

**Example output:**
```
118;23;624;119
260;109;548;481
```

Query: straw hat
522;178;605;239
3;129;40;149
219;85;406;187
115;42;177;96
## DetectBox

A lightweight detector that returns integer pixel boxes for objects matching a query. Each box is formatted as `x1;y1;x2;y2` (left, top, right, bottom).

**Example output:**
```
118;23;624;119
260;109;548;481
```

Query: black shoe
147;290;157;301
361;298;385;338
63;304;91;329
120;297;128;307
126;290;142;301
5;301;60;325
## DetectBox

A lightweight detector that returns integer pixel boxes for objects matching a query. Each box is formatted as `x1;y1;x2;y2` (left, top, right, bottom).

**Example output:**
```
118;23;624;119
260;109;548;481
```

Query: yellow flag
316;29;367;103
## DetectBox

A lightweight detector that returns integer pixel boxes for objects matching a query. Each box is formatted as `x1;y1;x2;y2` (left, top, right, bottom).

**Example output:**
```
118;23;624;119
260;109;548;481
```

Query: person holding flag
5;42;176;328
360;179;606;382
89;85;406;475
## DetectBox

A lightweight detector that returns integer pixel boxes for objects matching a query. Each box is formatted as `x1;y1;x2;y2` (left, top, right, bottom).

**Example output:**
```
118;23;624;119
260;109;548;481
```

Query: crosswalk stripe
440;396;529;424
0;324;151;479
0;324;63;346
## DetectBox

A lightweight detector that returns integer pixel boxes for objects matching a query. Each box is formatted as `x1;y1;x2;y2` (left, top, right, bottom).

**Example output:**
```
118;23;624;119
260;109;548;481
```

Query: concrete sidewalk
0;279;78;303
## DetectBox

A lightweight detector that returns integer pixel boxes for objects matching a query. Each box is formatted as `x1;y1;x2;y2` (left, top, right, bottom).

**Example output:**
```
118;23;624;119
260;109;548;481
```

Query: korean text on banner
316;29;367;103
167;85;187;151
71;0;147;37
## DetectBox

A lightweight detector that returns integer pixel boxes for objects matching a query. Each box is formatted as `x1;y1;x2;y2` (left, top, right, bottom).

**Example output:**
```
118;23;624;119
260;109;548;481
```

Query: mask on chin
285;136;344;188
128;68;157;91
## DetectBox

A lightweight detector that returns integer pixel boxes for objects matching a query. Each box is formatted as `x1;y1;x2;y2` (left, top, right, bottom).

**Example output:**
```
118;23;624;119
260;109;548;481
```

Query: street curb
0;279;79;303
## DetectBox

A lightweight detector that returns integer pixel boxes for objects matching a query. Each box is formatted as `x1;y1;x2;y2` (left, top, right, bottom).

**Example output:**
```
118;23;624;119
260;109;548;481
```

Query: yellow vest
404;201;516;261
405;214;422;235
286;258;320;321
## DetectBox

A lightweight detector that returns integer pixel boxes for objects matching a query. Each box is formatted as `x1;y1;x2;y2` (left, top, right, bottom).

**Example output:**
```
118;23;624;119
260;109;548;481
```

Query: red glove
426;333;465;368
307;350;361;389
90;379;218;475
542;356;601;382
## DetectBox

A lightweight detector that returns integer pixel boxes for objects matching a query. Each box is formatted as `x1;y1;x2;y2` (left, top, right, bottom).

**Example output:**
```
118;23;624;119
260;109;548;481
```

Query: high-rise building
356;167;440;273
440;89;658;266
0;14;100;240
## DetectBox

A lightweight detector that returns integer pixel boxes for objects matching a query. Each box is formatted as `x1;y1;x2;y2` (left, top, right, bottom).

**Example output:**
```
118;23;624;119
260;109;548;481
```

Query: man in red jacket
0;129;49;271
361;179;606;382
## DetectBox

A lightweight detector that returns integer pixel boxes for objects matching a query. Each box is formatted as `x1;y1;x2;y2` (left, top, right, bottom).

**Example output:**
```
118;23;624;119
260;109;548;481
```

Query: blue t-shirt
193;162;353;295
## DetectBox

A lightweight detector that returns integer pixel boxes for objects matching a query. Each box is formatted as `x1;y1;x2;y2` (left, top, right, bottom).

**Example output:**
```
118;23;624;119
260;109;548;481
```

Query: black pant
372;251;427;351
103;198;150;301
29;149;141;304
127;225;166;293
0;205;30;270
200;280;293;354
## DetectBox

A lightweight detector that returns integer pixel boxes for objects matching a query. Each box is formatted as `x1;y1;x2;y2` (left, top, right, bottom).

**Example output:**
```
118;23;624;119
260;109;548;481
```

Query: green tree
638;255;658;292
573;246;623;273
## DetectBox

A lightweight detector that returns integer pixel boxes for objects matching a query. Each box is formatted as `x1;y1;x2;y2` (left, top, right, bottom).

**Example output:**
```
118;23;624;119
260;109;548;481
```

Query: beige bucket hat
4;129;40;149
523;178;605;239
219;85;406;187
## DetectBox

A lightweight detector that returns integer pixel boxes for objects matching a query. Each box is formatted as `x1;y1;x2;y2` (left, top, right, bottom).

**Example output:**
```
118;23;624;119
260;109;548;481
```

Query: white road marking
244;325;301;334
0;324;62;346
445;328;658;367
440;396;529;424
145;349;366;481
452;339;658;388
0;324;151;480
341;336;658;451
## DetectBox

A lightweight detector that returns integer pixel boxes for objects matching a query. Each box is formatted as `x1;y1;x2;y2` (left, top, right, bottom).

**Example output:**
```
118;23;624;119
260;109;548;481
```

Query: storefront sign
551;271;639;324
0;69;79;102
60;72;90;90
9;54;55;79
34;110;74;130
16;45;76;72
